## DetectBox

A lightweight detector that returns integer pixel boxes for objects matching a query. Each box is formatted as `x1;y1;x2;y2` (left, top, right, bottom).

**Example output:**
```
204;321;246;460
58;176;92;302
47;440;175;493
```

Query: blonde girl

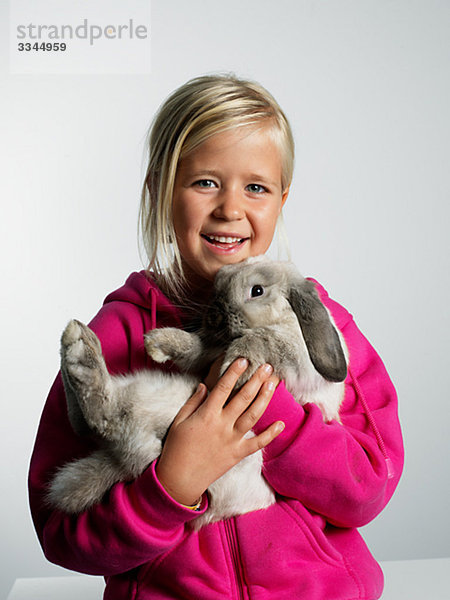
29;74;403;600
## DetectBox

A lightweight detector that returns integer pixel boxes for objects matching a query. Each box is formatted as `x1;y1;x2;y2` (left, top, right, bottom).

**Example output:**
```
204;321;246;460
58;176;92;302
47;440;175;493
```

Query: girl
29;74;404;599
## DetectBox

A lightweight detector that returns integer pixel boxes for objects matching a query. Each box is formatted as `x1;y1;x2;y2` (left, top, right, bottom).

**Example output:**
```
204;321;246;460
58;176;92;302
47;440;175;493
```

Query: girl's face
172;125;289;287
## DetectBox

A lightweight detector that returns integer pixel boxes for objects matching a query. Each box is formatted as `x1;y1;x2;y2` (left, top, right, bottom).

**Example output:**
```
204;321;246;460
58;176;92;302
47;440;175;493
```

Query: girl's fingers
174;383;208;423
203;354;225;391
233;375;279;434
243;420;285;455
224;364;274;421
206;358;249;410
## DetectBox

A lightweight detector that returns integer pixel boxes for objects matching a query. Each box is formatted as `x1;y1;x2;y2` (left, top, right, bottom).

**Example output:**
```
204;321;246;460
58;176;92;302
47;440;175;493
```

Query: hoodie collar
103;270;185;329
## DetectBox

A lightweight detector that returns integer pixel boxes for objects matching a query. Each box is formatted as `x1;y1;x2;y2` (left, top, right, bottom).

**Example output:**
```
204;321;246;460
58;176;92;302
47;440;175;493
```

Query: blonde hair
139;73;295;299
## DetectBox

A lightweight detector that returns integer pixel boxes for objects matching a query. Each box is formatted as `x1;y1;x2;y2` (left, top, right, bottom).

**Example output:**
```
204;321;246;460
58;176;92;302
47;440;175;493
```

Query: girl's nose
212;188;244;221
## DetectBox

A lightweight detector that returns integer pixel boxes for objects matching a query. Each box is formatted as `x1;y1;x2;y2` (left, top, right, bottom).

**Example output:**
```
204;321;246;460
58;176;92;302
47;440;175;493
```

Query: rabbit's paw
60;320;112;407
144;328;199;365
144;328;179;363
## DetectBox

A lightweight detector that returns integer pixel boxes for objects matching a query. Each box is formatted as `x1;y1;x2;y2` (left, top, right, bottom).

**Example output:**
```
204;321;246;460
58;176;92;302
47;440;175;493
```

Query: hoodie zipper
223;518;246;600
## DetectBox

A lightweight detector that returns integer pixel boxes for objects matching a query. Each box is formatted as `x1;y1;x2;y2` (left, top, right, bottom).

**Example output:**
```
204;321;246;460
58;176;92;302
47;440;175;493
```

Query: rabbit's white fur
48;256;348;529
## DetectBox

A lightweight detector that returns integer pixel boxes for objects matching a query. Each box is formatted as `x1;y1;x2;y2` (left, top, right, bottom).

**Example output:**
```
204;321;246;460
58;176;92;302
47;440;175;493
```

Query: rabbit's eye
250;285;265;298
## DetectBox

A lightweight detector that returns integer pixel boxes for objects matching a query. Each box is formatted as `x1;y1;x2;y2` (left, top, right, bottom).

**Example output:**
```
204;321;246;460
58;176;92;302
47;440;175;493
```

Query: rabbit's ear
288;281;347;382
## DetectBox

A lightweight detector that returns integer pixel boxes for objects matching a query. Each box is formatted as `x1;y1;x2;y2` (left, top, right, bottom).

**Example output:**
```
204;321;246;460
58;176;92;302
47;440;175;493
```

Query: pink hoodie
28;271;404;600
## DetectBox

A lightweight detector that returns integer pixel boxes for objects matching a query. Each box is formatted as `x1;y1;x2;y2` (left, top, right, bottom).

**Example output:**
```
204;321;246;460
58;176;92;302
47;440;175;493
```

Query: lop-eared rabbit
48;256;348;529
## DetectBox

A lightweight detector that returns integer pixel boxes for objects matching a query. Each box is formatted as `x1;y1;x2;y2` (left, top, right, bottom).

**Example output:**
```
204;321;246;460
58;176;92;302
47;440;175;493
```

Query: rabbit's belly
191;447;276;530
125;370;199;427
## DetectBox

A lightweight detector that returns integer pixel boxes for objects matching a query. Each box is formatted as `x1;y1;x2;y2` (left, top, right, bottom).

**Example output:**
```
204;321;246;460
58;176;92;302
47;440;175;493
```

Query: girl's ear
287;280;347;382
280;185;290;211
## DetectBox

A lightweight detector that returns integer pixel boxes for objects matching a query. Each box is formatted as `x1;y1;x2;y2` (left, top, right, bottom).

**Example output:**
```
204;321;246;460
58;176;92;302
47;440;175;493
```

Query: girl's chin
182;255;250;288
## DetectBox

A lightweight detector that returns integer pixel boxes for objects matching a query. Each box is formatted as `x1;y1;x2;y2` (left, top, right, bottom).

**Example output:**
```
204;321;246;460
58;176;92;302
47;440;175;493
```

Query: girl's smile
172;125;289;286
200;232;249;254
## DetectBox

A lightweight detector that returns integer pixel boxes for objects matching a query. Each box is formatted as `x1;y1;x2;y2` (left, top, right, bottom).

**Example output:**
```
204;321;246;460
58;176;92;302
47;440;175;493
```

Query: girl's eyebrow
187;170;221;179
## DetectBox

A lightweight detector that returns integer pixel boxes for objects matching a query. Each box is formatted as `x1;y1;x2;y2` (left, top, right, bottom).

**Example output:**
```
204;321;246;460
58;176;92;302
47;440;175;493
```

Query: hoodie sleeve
28;297;208;577
252;282;404;528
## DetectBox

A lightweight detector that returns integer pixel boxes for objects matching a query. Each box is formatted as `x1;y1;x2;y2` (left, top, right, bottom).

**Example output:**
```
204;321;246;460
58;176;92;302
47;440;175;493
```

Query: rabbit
47;256;348;529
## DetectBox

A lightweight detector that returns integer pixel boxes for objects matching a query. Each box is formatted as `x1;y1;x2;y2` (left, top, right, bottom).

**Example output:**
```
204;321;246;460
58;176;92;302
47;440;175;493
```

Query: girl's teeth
208;235;242;243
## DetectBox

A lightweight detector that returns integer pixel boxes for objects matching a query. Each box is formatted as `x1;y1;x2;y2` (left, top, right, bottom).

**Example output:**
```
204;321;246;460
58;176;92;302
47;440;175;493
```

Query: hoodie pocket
280;498;345;567
235;501;367;599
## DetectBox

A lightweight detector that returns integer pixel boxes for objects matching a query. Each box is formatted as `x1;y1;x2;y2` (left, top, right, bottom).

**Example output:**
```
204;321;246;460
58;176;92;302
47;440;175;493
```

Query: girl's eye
250;285;265;298
246;183;267;194
195;179;216;188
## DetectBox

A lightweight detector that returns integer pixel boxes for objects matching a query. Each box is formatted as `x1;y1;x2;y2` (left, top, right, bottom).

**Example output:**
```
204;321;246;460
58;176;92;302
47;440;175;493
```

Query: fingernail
266;380;275;391
262;363;273;375
276;421;285;433
238;358;249;368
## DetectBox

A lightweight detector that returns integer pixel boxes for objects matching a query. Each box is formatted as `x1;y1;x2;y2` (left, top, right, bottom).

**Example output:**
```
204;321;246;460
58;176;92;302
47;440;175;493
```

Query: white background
1;1;449;597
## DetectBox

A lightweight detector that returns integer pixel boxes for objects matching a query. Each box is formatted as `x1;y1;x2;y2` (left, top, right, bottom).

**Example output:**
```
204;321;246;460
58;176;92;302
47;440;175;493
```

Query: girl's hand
203;354;226;391
203;354;280;392
155;358;284;506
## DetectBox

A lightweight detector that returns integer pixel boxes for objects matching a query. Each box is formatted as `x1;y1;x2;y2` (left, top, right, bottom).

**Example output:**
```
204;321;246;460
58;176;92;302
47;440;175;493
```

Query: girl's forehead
177;125;283;182
191;124;279;154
